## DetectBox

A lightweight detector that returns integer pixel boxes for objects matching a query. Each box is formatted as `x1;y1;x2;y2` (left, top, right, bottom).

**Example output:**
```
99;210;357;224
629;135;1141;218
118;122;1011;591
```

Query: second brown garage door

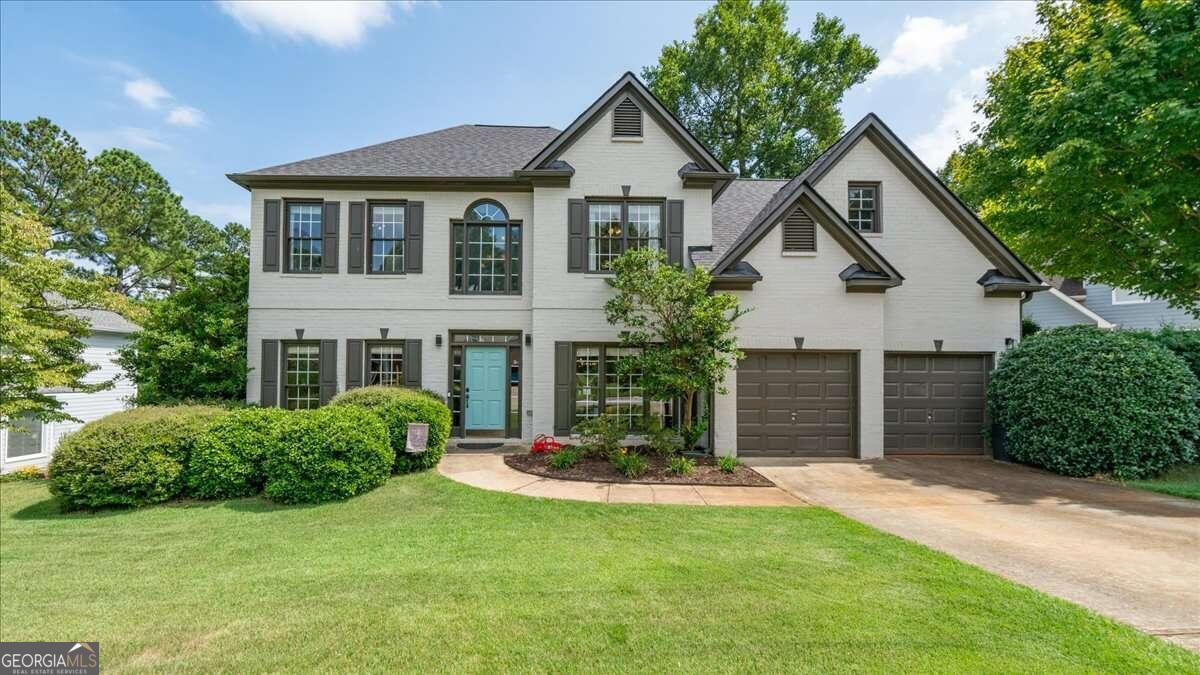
737;351;856;457
884;353;990;455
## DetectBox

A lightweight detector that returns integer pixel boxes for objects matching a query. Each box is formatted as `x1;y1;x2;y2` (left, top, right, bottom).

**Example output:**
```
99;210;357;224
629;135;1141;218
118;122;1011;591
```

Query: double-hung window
451;200;521;294
287;202;323;272
283;343;321;409
572;344;671;431
847;183;880;233
366;343;404;386
369;203;406;273
586;200;663;272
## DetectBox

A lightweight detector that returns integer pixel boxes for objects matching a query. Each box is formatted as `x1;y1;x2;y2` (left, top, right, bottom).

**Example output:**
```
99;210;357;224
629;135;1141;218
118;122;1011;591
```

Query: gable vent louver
782;207;816;253
612;97;643;138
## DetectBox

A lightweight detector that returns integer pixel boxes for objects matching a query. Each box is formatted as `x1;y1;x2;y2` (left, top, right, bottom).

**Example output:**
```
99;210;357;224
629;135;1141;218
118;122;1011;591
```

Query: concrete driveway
748;457;1200;651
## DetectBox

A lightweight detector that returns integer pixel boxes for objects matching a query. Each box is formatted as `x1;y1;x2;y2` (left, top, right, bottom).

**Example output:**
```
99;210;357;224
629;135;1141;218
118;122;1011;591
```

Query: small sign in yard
406;423;429;454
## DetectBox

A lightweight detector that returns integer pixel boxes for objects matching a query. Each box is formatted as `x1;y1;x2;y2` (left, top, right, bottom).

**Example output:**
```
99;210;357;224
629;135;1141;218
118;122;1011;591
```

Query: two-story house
229;73;1044;459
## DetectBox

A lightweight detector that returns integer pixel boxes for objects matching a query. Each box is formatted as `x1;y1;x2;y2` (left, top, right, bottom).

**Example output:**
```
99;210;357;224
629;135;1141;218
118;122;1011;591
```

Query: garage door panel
885;353;990;456
737;351;856;458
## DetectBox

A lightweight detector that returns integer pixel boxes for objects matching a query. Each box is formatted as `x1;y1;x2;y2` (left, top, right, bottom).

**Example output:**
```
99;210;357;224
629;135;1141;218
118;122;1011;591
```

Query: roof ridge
473;124;556;129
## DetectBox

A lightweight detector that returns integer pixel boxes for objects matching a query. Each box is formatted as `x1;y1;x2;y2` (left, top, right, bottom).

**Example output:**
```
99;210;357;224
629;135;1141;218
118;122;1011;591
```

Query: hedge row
48;386;451;510
988;326;1199;480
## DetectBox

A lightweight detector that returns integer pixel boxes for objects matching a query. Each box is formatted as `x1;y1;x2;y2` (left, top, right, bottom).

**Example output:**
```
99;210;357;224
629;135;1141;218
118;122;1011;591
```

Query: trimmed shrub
988;326;1199;480
184;407;291;499
330;386;452;473
1137;326;1200;382
264;406;392;504
49;406;226;509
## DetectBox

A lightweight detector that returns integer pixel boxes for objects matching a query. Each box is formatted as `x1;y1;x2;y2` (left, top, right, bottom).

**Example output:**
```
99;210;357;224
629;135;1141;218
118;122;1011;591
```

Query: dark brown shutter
405;201;423;273
554;341;573;435
666;200;684;266
567;199;586;272
263;200;281;272
612;97;643;137
319;339;337;404
322;201;340;273
404;339;422;388
782;206;816;252
348;202;365;274
346;339;364;390
260;340;279;407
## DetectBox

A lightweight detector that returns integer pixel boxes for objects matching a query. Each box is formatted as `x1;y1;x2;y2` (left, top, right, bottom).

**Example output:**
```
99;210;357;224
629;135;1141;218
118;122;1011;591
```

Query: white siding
2;332;135;472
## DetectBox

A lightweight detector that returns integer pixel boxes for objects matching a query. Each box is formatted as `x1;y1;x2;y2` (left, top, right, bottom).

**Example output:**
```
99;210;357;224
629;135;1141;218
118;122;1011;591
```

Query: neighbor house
1;307;138;473
1023;278;1198;330
228;73;1045;459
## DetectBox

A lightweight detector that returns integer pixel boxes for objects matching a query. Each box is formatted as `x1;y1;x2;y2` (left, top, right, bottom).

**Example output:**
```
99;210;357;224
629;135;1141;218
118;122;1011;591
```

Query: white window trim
1111;288;1152;305
1;420;51;464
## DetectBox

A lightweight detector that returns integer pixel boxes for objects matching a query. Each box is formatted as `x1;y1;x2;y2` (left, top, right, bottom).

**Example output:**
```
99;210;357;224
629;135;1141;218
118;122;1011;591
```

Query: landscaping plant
667;455;696;477
572;414;627;458
988;326;1199;480
48;405;226;509
611;449;649;479
644;418;684;456
546;446;583;471
183;406;290;499
331;386;452;473
718;455;740;474
264;406;392;504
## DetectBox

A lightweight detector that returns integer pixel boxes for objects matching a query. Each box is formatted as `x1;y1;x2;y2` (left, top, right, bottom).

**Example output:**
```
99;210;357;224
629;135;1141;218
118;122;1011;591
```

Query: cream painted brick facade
243;77;1030;455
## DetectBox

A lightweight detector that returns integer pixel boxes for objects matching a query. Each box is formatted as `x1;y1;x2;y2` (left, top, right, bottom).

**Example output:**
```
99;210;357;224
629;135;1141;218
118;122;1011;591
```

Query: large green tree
1;118;213;298
643;0;878;177
0;186;136;426
117;223;249;404
605;248;749;449
943;0;1199;313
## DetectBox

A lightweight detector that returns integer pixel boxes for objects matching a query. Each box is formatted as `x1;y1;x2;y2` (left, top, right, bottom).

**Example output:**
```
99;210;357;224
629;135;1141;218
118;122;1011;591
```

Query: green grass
2;474;1196;673
1126;463;1200;500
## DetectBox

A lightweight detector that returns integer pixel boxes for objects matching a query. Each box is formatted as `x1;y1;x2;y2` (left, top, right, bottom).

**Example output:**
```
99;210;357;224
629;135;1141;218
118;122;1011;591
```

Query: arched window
452;200;521;294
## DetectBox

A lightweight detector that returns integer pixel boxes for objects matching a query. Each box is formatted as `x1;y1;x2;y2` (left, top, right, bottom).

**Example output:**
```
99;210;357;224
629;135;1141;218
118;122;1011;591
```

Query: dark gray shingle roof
693;179;788;268
239;124;562;179
65;307;140;334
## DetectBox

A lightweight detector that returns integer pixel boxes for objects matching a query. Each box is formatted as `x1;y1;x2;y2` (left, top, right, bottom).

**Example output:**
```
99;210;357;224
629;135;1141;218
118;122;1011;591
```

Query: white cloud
167;105;206;127
910;64;991;170
969;1;1038;43
217;0;398;48
78;127;172;153
124;77;172;110
872;17;969;80
185;201;247;224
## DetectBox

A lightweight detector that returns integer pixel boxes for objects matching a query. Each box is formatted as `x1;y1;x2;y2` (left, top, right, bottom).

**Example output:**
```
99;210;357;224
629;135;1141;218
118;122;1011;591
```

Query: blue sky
0;1;1040;227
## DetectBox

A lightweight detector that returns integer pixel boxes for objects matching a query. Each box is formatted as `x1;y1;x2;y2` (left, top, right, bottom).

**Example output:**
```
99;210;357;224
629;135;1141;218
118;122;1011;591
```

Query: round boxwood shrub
263;406;392;504
49;405;227;510
184;407;291;499
988;326;1199;480
330;386;452;473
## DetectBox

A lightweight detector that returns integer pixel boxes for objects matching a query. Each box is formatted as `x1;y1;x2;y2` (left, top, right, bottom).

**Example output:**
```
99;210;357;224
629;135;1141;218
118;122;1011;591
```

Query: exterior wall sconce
1005;337;1015;349
435;334;443;347
934;339;944;352
524;334;532;346
794;337;805;350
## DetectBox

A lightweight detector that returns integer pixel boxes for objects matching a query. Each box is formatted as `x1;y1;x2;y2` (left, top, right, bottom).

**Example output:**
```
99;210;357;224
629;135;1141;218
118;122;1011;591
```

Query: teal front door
465;347;507;431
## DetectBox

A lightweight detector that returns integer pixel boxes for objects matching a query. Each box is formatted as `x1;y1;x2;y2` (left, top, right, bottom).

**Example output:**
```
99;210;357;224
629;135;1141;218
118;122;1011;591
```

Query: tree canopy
943;0;1199;313
0;185;136;425
643;0;877;177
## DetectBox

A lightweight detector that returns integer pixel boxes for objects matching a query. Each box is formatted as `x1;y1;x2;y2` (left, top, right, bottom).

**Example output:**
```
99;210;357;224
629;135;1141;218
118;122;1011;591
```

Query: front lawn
1126;463;1200;500
2;474;1195;672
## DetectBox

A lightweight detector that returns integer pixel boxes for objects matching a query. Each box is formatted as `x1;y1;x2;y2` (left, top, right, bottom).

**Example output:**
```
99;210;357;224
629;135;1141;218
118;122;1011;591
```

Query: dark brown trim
882;351;995;457
364;199;408;276
281;199;324;274
847;181;882;234
228;173;534;192
448;203;524;296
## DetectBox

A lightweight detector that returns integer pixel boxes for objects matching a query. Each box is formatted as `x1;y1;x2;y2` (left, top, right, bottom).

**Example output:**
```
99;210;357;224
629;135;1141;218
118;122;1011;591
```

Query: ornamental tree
604;248;750;449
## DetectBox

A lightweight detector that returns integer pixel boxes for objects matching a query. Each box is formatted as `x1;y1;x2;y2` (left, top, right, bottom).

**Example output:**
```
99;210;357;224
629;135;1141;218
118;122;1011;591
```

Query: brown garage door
737;351;856;457
884;353;990;455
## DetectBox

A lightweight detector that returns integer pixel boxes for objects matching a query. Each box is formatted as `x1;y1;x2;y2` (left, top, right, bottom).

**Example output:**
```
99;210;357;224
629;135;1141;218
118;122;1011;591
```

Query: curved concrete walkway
439;454;804;507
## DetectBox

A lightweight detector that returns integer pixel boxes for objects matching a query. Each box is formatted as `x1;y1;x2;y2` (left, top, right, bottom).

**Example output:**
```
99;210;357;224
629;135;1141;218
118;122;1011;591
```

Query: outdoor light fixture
934;339;944;352
524;334;532;346
435;334;443;347
1005;337;1015;349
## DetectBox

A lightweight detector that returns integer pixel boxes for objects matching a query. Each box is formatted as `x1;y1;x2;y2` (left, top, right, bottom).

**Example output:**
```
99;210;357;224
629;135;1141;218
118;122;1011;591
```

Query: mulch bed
504;452;774;487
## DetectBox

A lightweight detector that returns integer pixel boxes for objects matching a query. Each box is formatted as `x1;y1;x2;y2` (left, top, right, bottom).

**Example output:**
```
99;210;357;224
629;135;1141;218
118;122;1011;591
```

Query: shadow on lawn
9;493;321;521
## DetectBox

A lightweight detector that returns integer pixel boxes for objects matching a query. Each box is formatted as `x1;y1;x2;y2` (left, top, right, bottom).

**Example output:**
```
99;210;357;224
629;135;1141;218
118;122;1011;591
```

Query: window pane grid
285;344;320;410
467;225;507;293
370;205;406;272
452;203;519;295
588;203;622;271
574;347;601;423
848;186;877;232
367;344;404;386
572;345;669;431
288;204;323;272
605;347;645;430
626;203;663;252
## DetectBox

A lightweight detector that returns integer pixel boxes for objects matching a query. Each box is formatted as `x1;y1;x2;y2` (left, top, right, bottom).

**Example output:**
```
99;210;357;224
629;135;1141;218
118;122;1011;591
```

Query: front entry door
465;347;507;431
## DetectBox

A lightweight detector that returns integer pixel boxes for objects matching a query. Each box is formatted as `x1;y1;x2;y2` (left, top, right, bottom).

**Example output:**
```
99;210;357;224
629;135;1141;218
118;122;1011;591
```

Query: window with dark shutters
782;207;816;253
612;97;642;138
